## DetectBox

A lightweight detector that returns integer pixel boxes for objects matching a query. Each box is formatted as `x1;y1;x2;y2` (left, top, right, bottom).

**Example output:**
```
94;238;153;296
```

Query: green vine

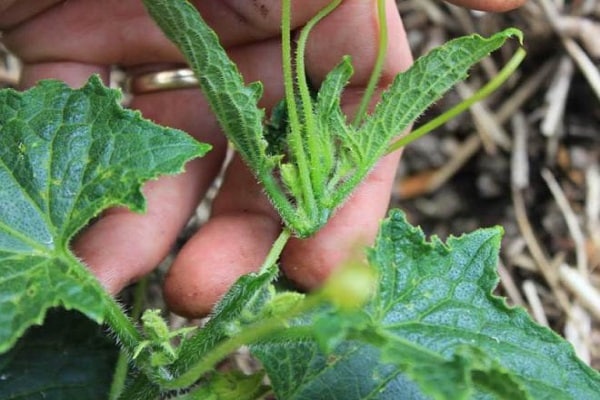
386;47;526;153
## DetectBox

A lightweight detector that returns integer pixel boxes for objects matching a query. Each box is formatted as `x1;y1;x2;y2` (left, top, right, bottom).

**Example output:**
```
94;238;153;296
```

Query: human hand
0;0;525;317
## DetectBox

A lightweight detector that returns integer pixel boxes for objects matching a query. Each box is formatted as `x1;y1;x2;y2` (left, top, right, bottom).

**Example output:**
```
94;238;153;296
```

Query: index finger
1;0;349;66
444;0;526;12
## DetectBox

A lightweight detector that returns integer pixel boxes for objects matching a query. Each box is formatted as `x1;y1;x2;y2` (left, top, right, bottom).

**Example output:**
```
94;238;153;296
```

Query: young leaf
0;76;209;353
139;0;268;169
142;0;522;237
358;28;523;161
122;265;282;396
141;0;300;230
328;29;524;209
252;210;600;399
173;265;279;373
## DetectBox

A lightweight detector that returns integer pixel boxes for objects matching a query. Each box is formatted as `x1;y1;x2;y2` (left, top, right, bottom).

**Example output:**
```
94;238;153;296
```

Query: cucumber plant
0;0;598;399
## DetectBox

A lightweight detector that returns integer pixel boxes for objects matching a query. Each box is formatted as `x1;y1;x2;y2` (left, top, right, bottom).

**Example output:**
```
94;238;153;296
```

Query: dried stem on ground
395;0;600;369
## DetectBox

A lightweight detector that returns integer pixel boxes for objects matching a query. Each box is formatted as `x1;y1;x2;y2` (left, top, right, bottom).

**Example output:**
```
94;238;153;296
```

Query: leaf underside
0;76;209;353
252;210;600;400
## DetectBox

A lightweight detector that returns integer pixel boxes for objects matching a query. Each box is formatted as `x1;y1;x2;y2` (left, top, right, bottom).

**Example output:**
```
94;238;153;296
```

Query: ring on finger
126;68;198;94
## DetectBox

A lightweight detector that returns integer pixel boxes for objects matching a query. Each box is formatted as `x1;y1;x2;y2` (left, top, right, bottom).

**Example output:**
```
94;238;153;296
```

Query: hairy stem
102;293;141;353
260;228;292;273
281;0;317;217
296;0;343;194
156;229;293;389
352;0;388;127
164;286;329;390
109;277;148;400
386;47;526;154
94;261;172;384
103;291;172;383
162;319;314;390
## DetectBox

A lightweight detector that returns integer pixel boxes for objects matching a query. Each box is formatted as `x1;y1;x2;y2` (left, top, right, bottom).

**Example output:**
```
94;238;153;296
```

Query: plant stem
104;296;142;356
109;277;148;400
352;0;388;127
386;47;526;154
296;0;343;194
281;0;318;217
103;290;173;384
109;351;129;400
161;314;315;390
260;228;291;273
281;0;301;135
151;230;292;390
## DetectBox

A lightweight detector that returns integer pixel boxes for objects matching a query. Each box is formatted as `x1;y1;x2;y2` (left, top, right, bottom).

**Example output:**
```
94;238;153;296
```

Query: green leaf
358;29;523;163
140;0;274;174
0;309;119;400
0;76;210;353
253;210;600;399
323;29;524;212
141;0;301;232
142;0;521;238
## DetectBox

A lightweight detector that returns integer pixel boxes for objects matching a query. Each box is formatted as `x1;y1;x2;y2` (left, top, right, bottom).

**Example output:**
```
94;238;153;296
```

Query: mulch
394;0;600;369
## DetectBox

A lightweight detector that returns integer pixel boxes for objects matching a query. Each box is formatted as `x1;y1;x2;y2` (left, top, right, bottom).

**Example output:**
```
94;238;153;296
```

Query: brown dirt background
393;0;600;370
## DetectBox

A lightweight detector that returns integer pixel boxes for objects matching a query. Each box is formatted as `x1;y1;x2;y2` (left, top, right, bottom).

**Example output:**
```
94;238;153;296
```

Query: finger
0;0;60;28
2;0;337;66
0;0;15;12
19;61;108;89
163;156;281;317
443;0;526;12
73;89;228;294
281;0;412;289
162;40;285;317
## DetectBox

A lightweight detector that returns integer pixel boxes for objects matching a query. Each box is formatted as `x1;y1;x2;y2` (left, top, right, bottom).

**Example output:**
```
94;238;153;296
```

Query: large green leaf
253;210;600;399
0;309;119;400
0;76;210;353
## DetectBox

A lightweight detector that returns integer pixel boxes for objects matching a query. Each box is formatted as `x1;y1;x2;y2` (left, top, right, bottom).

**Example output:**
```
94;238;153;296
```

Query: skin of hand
0;0;525;317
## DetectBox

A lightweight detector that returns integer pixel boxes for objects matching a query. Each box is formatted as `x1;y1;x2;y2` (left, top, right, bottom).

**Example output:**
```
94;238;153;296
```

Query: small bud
319;262;377;311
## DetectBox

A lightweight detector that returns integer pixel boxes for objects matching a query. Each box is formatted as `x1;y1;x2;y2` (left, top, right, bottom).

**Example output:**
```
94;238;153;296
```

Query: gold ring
126;68;199;94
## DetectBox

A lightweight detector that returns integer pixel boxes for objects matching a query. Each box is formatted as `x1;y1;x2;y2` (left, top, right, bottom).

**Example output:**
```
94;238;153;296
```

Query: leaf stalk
352;0;389;127
386;46;526;154
281;0;318;218
295;0;343;195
